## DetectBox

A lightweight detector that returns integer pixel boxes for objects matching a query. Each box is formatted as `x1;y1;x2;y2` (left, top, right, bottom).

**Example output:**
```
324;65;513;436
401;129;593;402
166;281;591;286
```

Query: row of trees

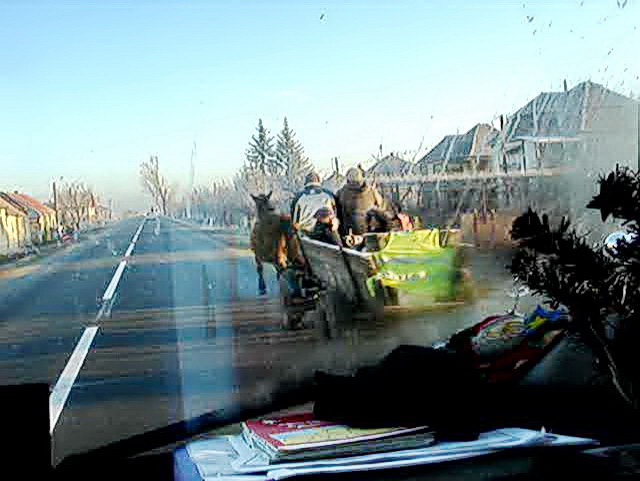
139;118;318;225
56;181;104;230
241;117;314;198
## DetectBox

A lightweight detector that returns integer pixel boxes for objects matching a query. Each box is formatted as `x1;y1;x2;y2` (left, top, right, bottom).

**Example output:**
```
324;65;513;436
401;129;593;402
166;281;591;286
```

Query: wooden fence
375;168;573;247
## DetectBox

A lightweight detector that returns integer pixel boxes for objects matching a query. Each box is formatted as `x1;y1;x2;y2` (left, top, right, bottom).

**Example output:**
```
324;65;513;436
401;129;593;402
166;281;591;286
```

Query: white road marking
131;221;145;244
49;326;99;433
102;260;127;301
49;218;147;433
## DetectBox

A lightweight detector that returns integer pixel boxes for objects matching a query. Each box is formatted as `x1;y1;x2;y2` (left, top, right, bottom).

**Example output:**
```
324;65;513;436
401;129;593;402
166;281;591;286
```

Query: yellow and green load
366;229;461;305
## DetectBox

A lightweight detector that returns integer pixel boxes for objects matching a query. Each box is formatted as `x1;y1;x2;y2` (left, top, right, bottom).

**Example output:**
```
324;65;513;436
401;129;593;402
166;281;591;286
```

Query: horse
250;191;304;295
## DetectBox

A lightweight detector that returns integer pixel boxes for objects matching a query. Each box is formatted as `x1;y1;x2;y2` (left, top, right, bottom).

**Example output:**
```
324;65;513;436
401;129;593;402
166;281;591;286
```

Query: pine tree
245;119;276;177
275;117;313;192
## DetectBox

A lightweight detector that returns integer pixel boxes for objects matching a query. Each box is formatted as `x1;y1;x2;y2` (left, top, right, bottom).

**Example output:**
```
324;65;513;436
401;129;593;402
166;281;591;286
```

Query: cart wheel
279;276;291;330
281;309;291;330
318;293;339;339
282;310;304;330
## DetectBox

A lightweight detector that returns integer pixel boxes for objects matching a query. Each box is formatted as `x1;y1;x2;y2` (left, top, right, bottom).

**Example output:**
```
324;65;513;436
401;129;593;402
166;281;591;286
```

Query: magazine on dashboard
240;412;434;461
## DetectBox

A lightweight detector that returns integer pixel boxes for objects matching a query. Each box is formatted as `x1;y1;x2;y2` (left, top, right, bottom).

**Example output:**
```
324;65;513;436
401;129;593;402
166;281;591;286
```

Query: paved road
0;217;275;461
0;216;536;464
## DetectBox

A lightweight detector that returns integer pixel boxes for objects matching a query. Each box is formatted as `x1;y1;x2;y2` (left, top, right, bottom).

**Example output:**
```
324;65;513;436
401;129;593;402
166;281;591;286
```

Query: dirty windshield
1;0;639;466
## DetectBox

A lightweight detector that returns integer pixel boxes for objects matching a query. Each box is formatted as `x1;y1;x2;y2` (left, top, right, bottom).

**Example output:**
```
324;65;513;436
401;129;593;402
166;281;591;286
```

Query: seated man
310;206;343;247
366;208;392;233
291;172;338;235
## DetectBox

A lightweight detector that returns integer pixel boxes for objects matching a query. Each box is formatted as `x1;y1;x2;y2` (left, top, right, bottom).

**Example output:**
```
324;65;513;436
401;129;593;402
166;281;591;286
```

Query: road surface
0;216;535;464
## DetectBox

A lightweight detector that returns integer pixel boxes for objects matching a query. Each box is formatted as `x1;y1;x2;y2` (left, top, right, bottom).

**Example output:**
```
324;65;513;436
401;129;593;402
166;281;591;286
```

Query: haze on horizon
1;0;638;212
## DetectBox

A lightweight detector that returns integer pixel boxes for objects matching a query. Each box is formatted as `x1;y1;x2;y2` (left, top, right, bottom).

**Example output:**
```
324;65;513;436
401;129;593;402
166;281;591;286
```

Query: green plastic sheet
366;229;458;304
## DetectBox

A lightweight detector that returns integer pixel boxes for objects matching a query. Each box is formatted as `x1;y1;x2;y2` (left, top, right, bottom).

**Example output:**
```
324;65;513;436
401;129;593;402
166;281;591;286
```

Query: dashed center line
49;326;99;433
131;222;144;244
49;217;146;433
102;260;127;301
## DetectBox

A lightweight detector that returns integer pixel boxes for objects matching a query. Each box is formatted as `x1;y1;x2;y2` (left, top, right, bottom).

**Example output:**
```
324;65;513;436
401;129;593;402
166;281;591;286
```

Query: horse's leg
256;256;267;295
276;234;288;271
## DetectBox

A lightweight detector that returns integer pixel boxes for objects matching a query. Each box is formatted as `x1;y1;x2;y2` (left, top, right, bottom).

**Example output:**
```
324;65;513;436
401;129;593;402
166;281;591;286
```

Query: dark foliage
586;165;640;223
509;165;640;408
511;208;572;254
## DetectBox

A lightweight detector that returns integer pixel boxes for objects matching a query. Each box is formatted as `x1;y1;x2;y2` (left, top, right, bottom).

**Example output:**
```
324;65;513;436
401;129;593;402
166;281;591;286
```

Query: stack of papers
182;428;596;481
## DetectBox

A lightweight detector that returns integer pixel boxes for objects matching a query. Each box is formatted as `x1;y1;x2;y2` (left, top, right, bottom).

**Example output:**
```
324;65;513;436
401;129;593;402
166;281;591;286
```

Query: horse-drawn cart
286;229;468;336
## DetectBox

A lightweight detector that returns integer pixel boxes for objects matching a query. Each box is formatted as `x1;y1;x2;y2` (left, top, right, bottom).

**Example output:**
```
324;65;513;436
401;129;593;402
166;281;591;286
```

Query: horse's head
251;191;276;217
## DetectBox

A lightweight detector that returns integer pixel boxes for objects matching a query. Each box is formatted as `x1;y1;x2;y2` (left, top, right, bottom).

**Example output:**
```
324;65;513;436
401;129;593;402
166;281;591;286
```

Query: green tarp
366;229;458;304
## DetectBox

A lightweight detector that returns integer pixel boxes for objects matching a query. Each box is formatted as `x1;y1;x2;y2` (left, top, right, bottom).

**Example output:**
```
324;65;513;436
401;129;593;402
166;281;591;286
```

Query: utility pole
52;180;59;227
186;141;196;219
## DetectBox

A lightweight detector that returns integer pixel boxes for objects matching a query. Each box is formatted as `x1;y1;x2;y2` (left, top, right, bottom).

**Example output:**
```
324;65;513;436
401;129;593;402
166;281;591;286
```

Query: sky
1;0;639;211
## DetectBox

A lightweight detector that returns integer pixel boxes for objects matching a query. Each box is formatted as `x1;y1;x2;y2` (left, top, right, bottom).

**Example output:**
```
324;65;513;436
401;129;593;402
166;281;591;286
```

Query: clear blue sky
1;0;638;211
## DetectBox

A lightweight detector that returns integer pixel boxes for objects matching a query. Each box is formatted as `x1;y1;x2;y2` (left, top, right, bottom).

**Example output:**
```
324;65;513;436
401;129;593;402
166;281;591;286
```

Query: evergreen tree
275;117;313;192
245;119;276;177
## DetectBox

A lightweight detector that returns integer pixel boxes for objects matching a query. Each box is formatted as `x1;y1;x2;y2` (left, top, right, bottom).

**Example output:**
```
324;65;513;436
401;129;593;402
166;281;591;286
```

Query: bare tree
140;155;171;215
57;181;94;230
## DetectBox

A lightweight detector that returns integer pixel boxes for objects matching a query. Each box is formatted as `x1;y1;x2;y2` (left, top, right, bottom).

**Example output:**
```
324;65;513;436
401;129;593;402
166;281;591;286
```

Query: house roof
367;153;413;177
0;193;36;218
1;192;54;218
321;171;345;191
415;123;498;171
0;195;26;217
501;81;637;143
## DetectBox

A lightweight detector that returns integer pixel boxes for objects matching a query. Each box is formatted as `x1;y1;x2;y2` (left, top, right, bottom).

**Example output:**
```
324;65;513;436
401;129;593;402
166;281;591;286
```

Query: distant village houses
0;187;110;257
334;81;638;231
0;195;30;256
367;153;414;177
492;81;639;174
413;123;498;176
0;192;57;246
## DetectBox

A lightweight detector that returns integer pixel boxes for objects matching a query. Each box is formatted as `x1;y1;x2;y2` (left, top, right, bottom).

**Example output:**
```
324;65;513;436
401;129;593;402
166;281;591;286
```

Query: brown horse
250;192;304;295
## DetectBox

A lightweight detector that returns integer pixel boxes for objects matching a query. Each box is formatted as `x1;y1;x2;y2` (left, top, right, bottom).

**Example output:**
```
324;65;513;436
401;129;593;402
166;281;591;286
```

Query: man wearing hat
336;167;387;235
310;206;343;247
291;172;339;235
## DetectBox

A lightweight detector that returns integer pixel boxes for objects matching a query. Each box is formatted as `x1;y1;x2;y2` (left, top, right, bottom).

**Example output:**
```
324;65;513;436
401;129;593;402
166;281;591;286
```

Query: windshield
0;0;638;466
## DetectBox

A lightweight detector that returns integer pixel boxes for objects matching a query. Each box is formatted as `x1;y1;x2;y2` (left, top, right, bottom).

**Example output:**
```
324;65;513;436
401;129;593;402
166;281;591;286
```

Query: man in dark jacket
336;167;387;235
310;206;343;247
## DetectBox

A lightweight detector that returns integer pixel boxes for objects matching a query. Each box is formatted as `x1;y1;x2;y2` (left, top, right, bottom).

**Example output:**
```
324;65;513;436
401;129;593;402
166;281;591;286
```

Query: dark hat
305;172;321;185
314;206;334;219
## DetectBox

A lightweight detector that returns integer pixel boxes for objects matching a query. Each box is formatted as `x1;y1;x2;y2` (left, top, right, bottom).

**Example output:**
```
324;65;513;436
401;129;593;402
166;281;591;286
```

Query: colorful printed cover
450;308;565;383
242;412;429;452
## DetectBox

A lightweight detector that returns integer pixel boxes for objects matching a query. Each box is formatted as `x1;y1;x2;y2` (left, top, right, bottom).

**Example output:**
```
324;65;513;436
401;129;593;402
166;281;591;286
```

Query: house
493;81;639;173
366;153;413;177
95;204;111;224
1;192;57;244
0;196;30;256
321;171;345;192
413;124;498;175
